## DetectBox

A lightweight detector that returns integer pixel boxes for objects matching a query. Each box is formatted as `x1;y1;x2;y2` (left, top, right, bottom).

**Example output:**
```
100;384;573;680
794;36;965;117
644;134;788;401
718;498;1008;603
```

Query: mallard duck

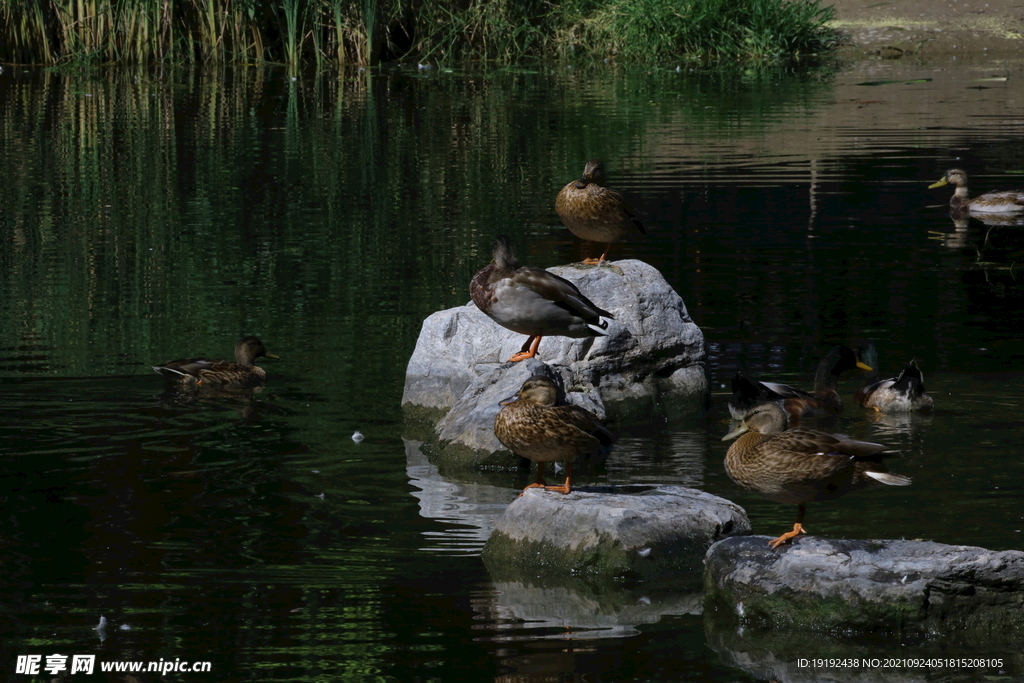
494;375;614;494
153;336;279;386
555;159;646;266
727;345;871;421
722;402;911;549
470;235;613;362
856;358;934;413
929;169;1024;214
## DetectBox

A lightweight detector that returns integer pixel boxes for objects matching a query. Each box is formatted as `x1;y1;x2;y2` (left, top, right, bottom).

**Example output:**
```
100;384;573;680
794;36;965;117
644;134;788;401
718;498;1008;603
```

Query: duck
153;336;279;386
727;345;872;421
928;169;1024;214
555;159;646;266
856;358;934;413
494;375;614;494
470;235;613;362
722;402;911;549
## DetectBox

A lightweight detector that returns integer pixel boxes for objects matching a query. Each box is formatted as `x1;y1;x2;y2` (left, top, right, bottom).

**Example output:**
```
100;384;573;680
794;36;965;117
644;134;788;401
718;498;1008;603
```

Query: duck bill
856;360;872;371
722;423;749;441
265;353;281;359
928;178;948;189
499;395;521;406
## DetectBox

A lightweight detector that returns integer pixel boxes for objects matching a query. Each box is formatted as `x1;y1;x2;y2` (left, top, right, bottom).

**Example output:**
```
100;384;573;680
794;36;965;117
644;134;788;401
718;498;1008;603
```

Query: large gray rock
483;485;750;589
705;535;1024;644
402;259;708;466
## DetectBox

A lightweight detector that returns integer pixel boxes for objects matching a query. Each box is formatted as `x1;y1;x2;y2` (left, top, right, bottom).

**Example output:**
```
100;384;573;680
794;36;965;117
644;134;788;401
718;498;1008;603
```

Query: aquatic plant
0;0;842;66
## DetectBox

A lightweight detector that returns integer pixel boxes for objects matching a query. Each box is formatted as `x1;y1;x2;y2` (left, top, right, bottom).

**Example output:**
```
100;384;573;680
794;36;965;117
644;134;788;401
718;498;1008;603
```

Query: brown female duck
153;336;279;386
723;402;911;548
727;345;872;421
494;375;614;494
470;235;613;362
929;168;1024;214
555;159;646;265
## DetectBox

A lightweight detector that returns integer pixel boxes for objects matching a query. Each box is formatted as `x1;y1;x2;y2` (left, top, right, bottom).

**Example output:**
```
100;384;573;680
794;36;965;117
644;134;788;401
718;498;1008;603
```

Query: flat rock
483;485;750;589
402;259;708;467
704;535;1024;644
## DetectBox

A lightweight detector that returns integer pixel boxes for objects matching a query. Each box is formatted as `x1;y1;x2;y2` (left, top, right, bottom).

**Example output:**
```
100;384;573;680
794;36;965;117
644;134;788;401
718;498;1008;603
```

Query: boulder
704;535;1024;645
402;259;708;467
483;485;750;589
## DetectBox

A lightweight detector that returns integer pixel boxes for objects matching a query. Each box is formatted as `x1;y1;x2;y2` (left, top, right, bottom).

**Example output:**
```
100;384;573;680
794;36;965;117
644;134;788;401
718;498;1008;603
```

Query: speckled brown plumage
494;375;614;494
727;345;872;421
469;235;612;362
723;402;910;548
929;168;1024;214
153;336;278;387
555;159;646;265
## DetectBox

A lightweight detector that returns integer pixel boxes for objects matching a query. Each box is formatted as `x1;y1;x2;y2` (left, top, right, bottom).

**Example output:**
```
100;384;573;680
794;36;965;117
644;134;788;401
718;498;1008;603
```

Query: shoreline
827;0;1024;58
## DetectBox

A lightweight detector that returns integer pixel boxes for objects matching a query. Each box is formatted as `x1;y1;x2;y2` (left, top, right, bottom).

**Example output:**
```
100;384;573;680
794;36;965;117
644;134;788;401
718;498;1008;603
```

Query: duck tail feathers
866;471;912;486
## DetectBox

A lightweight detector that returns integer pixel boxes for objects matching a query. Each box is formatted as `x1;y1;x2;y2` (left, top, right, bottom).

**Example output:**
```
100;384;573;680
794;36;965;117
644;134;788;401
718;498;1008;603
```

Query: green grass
0;0;843;66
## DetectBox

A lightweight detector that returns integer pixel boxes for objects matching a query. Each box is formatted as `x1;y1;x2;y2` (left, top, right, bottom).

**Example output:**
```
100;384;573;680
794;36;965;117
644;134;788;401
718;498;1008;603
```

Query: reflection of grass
0;63;836;377
0;0;843;66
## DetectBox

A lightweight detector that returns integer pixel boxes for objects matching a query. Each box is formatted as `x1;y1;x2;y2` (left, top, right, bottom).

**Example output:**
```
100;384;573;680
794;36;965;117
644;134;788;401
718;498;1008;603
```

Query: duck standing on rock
153;336;278;387
494;375;614;494
470;235;613;362
929;168;1024;214
728;345;872;422
555;159;646;266
722;402;911;549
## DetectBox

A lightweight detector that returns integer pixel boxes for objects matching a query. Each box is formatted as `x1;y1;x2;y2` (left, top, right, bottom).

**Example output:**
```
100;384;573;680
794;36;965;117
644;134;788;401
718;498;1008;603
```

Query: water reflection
405;438;516;553
474;582;701;641
5;56;1024;681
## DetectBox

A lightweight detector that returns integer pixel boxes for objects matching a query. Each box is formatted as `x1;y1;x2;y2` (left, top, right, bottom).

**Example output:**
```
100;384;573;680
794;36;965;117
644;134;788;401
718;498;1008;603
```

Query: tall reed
0;0;841;66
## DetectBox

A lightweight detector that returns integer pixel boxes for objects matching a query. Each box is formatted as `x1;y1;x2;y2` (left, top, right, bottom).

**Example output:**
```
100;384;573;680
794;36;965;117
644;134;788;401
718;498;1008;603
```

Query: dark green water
2;60;1024;681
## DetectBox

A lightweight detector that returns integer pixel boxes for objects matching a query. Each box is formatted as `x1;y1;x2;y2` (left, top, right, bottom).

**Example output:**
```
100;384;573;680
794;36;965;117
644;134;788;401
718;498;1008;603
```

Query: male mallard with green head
494;375;614;494
153;336;279;387
555;159;646;266
728;345;872;422
723;402;911;548
470;236;613;362
929;168;1024;214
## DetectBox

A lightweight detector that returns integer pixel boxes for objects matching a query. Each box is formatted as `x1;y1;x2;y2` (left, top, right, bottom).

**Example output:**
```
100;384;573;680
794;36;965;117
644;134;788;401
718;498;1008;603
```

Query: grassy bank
0;0;842;66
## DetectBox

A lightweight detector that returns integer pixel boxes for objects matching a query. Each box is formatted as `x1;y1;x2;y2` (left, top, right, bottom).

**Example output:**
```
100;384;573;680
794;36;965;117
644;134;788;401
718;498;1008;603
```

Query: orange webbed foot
768;523;806;549
518;482;546;498
507;350;537;362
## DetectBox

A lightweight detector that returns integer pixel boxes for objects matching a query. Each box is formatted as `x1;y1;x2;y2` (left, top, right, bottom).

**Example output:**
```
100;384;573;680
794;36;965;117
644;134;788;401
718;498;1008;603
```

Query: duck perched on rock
470;235;613;362
494;375;614;494
856;359;934;413
723;402;911;548
728;345;871;421
153;336;278;387
555;159;646;266
929;168;1024;214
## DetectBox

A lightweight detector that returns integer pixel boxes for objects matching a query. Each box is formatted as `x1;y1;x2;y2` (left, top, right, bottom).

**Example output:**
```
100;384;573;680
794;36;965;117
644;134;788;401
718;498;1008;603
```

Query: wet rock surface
704;535;1024;644
483;485;750;590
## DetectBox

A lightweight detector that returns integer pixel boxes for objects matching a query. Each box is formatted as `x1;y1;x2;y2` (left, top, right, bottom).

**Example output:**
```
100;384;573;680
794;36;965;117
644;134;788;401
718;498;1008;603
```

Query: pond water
2;56;1024;681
